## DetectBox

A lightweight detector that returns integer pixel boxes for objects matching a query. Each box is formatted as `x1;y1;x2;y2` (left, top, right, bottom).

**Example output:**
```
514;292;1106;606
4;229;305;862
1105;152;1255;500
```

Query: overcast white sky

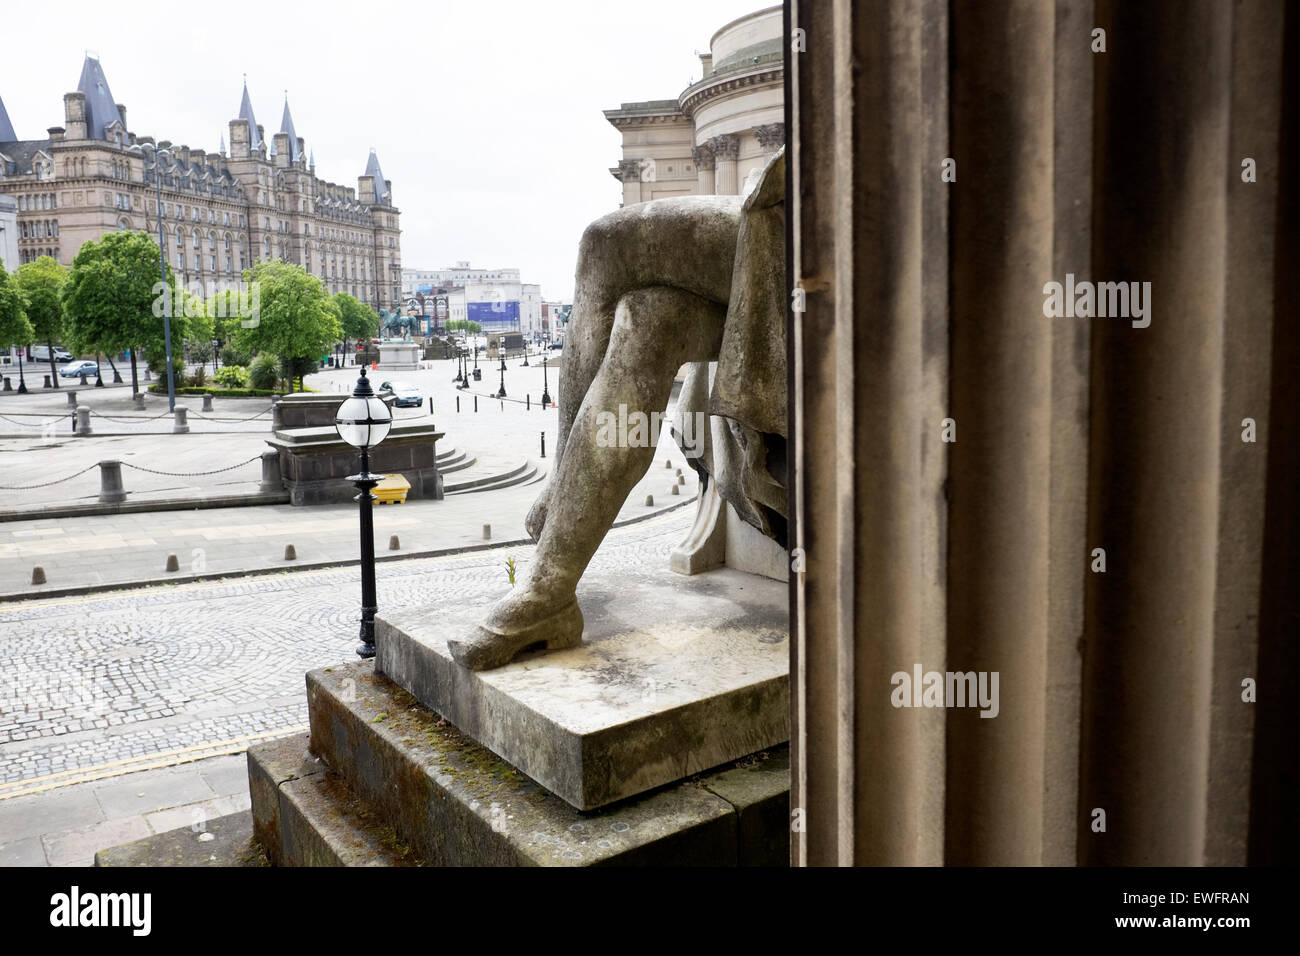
1;0;767;301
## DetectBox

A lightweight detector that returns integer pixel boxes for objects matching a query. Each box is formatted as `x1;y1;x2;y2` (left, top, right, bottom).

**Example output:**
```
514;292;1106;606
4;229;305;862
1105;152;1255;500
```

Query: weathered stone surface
376;564;788;810
94;810;266;867
246;730;325;863
304;662;788;865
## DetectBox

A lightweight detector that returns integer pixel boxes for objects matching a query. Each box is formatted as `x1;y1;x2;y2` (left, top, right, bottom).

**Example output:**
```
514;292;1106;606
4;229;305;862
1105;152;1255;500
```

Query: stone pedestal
378;341;420;371
377;565;789;810
273;392;393;433
265;422;444;505
246;664;789;866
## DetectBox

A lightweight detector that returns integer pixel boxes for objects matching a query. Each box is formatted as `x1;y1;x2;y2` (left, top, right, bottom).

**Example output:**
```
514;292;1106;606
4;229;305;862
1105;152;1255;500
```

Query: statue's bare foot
447;589;583;670
524;487;550;542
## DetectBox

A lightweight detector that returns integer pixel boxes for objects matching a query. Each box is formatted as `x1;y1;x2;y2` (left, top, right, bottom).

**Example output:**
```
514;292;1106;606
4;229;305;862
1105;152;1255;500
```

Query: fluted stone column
753;123;785;156
709;134;739;195
789;0;1297;867
692;144;716;196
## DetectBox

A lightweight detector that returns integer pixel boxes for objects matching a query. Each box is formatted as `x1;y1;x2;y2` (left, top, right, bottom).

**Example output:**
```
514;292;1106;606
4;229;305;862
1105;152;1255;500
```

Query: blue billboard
467;300;520;332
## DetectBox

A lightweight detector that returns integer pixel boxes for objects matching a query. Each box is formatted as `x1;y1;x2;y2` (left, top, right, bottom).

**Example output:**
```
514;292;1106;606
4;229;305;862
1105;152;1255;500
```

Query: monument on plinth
245;149;791;865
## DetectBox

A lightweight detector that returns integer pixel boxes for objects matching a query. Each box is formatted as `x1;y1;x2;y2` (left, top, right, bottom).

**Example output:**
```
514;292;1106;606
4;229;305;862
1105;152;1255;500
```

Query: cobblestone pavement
0;504;692;791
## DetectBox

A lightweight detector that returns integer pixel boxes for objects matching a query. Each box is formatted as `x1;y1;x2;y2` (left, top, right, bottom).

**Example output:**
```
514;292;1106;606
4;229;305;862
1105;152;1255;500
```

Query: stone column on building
789;0;1297;867
692;143;716;195
616;159;644;206
709;134;740;195
753;123;785;156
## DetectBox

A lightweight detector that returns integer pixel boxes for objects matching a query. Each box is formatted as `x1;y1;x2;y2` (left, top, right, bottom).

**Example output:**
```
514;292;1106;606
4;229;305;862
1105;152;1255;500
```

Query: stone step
445;463;540;495
95;810;268;867
290;661;789;866
442;459;532;494
247;731;426;867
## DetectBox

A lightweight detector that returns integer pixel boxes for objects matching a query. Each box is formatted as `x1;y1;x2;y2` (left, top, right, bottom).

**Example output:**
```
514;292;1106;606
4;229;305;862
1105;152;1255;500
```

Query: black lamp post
334;367;393;659
16;349;27;394
496;348;507;399
453;343;464;384
541;355;552;408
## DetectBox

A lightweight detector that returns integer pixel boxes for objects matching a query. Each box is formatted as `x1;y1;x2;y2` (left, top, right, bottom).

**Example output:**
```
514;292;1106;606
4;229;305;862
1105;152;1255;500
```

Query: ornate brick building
0;56;401;310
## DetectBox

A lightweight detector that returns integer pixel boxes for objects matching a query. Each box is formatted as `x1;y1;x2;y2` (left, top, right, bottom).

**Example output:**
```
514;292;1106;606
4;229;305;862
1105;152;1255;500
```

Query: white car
59;359;99;379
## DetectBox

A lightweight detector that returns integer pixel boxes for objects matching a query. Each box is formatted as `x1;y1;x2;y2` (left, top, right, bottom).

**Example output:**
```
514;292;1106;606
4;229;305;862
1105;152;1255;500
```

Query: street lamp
127;143;177;413
496;347;507;399
15;347;28;394
334;367;393;659
541;354;552;408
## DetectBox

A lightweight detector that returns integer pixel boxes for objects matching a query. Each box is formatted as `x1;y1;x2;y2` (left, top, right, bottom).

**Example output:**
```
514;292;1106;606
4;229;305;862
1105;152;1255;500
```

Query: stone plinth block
375;565;789;810
273;391;394;434
296;665;790;866
265;423;444;506
378;341;420;371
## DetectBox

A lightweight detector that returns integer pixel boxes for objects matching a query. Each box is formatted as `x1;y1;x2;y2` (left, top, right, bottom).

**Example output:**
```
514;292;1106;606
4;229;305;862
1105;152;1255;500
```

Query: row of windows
17;193;56;211
19;219;59;239
18;248;58;264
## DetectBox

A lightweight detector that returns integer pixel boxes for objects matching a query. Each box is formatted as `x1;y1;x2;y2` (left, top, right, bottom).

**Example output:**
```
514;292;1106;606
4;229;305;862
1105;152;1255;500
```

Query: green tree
0;264;36;391
12;256;68;390
333;292;378;360
62;231;182;394
236;261;341;392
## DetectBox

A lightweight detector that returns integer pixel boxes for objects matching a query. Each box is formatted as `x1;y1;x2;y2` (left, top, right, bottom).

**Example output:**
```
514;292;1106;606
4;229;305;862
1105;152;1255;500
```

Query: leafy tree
333;292;378;357
12;256;68;389
62;231;182;394
0;264;35;390
236;261;341;392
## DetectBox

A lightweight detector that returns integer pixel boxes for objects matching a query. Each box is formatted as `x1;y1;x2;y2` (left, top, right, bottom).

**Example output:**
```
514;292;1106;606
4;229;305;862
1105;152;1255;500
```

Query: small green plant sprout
505;557;517;586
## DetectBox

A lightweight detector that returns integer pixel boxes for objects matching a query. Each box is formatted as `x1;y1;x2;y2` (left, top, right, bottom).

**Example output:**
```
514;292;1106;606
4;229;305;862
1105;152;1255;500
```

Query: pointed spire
238;78;261;151
77;54;124;140
309;147;315;168
279;94;302;162
0;93;16;143
220;133;227;156
365;148;389;203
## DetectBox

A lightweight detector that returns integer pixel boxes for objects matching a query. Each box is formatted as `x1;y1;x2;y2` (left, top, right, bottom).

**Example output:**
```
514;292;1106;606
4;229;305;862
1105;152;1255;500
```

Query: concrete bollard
97;460;127;504
675;468;682;477
284;544;297;561
482;524;491;540
2;377;10;392
75;406;92;435
79;373;87;385
165;554;180;572
67;391;77;407
258;449;282;493
31;566;46;585
143;369;151;381
173;406;189;434
43;374;52;389
670;483;680;496
678;474;686;485
133;392;145;410
645;495;654;507
665;459;672;469
389;535;401;551
202;393;213;412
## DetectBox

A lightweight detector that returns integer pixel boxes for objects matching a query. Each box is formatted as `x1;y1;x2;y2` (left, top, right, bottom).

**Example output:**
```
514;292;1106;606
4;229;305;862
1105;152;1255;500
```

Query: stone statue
379;309;417;340
448;148;787;670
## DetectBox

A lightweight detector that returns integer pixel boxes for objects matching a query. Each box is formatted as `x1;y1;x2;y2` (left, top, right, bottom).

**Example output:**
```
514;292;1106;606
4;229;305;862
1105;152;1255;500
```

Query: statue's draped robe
673;148;788;546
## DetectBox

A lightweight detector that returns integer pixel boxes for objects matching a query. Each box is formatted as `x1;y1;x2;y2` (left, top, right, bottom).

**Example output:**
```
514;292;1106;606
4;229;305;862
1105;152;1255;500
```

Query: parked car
549;341;564;350
59;359;100;379
29;345;73;363
379;380;424;408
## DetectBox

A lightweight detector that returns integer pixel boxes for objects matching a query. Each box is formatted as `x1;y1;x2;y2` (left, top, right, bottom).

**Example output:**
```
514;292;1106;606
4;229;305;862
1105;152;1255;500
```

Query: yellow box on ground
374;473;411;505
